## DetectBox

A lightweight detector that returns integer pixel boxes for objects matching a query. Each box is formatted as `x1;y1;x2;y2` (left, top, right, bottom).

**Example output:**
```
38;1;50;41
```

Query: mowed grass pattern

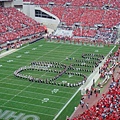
0;39;114;120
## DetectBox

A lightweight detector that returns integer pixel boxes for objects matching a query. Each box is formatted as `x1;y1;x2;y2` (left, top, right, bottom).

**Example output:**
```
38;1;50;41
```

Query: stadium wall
4;1;13;7
2;0;22;7
23;3;60;30
13;0;23;5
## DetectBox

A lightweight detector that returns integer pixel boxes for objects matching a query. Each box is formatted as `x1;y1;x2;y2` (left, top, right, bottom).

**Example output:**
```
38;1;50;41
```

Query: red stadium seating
23;0;119;29
0;7;45;44
102;9;120;28
88;0;109;7
51;6;65;19
63;7;84;26
71;0;88;6
110;0;120;8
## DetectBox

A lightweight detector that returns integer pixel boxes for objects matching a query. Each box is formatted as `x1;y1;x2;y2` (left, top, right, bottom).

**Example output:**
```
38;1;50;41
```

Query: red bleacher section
0;7;45;44
0;0;119;44
23;0;120;38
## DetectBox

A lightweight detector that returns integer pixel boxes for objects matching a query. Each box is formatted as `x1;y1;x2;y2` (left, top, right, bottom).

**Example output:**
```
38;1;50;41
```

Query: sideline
0;44;29;59
0;49;17;58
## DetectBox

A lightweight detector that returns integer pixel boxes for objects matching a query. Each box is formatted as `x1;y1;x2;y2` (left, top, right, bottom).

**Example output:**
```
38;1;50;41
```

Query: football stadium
0;0;120;120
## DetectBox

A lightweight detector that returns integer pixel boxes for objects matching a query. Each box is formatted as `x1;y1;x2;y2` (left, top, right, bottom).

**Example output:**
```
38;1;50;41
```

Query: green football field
0;39;117;120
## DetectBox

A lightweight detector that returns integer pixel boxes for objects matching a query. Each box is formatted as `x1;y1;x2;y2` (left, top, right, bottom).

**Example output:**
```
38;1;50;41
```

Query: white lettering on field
7;60;13;62
0;109;40;120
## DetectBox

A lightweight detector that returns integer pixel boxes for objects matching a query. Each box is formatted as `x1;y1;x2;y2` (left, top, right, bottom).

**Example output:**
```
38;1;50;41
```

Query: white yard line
0;81;74;94
53;87;80;120
60;47;82;63
0;98;59;110
0;92;64;105
0;74;13;82
1;82;33;106
0;44;30;59
0;86;69;100
1;106;54;117
0;49;17;58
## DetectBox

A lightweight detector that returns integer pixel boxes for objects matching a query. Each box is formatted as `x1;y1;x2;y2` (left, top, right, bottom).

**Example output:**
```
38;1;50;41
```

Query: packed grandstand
0;0;120;120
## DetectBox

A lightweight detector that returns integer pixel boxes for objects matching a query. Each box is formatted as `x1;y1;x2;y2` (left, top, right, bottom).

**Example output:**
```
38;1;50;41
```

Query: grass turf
0;39;116;120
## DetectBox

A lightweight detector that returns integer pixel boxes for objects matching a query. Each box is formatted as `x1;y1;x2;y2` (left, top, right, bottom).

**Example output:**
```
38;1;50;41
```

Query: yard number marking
51;89;59;94
7;60;13;62
24;51;29;54
95;50;99;52
42;98;49;103
39;45;43;47
32;48;37;50
16;55;22;58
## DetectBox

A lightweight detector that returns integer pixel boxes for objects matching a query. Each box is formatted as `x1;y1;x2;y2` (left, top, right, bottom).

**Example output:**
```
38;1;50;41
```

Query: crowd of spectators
23;0;120;41
23;0;120;27
0;7;45;44
23;0;119;8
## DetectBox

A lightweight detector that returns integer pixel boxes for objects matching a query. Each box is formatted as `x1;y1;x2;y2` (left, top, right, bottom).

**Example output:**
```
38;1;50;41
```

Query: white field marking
16;55;22;58
0;44;29;59
0;98;59;110
0;92;64;105
1;82;34;107
0;43;32;59
95;50;99;52
53;87;81;120
0;86;68;99
24;51;29;54
1;106;55;117
0;49;17;59
39;45;43;47
51;89;59;94
0;81;75;94
7;60;13;62
53;46;116;120
41;98;49;104
36;44;62;61
0;74;13;82
32;48;37;50
0;65;2;67
61;47;81;63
